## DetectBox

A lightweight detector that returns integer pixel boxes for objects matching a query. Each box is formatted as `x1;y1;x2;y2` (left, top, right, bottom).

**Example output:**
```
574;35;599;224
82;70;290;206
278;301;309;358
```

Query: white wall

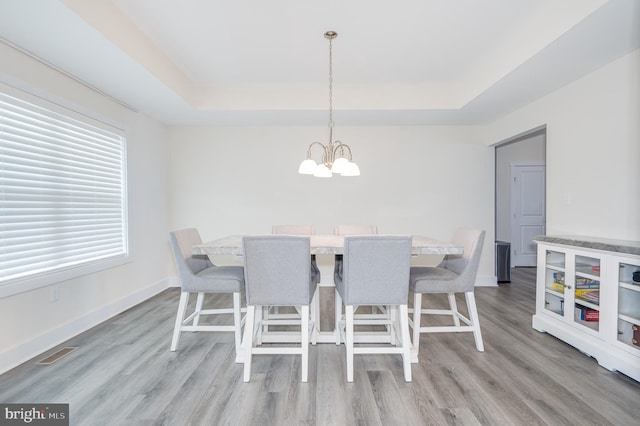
167;125;496;285
483;49;640;240
0;43;170;373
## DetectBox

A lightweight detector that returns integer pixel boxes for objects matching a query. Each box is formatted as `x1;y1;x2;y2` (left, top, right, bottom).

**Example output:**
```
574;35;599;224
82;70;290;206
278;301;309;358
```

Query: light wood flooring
1;268;639;425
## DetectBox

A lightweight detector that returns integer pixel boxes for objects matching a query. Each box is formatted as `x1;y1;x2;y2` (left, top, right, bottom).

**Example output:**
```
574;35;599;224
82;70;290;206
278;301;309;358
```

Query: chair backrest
334;224;378;235
442;228;486;292
242;235;315;306
272;224;315;235
339;236;412;305
169;228;214;289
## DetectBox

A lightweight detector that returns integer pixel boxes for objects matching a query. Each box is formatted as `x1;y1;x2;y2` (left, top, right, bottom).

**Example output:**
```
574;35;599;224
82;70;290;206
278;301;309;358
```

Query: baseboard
475;275;498;287
0;278;171;375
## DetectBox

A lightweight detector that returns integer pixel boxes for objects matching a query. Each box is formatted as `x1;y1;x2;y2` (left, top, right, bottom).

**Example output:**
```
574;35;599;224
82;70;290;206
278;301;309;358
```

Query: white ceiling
0;0;638;126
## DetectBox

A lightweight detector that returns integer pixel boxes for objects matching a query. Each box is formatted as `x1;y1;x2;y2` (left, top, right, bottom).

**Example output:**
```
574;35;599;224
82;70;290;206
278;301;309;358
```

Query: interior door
511;164;545;267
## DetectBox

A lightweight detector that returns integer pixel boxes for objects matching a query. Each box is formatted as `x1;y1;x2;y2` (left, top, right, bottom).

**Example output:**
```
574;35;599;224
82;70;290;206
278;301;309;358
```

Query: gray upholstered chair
242;235;319;382
333;225;379;335
333;224;378;280
333;224;378;235
334;235;413;382
169;228;245;359
409;228;486;359
272;224;320;284
272;224;315;235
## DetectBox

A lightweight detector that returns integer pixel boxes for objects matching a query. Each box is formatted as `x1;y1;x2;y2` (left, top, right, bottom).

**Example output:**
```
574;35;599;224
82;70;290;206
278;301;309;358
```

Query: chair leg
256;306;264;345
346;305;355;382
243;305;256;382
171;292;190;351
389;305;397;346
193;292;205;327
465;292;484;352
301;305;310;382
411;292;422;360
233;292;243;359
311;288;318;345
447;292;461;326
335;289;343;345
399;304;412;382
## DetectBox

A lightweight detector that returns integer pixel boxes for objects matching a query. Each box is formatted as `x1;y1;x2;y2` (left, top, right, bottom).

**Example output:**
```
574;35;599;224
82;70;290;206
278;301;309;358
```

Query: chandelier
298;31;360;178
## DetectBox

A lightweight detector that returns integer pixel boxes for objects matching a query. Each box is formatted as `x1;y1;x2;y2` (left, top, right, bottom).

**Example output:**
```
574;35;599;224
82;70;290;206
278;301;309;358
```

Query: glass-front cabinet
615;258;640;353
533;236;640;382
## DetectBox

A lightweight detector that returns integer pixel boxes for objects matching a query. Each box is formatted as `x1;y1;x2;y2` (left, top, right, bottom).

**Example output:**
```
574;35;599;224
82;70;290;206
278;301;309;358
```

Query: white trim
0;278;170;375
475;274;498;287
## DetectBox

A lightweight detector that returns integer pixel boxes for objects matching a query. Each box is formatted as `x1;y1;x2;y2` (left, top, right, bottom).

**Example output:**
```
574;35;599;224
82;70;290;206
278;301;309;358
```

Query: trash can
496;241;511;283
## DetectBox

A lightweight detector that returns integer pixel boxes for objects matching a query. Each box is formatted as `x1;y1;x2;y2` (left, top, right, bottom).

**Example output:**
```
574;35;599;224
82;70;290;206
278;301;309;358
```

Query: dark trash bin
496;241;511;283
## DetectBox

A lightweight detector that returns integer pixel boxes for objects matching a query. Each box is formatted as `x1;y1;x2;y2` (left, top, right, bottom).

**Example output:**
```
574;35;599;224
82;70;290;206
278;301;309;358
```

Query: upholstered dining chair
333;225;379;343
409;228;486;359
272;224;320;283
334;235;413;382
168;228;245;360
333;225;378;279
242;235;319;382
272;224;315;235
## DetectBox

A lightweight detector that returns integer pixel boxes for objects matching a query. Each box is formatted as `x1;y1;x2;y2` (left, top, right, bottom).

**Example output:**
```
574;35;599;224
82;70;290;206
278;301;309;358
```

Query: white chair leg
256;306;264;345
311;288;318;345
411;292;422;359
171;292;190;351
399;304;412;382
301;305;310;382
193;292;205;327
335;289;343;345
448;292;461;326
233;292;243;358
243;305;256;382
346;305;355;382
389;305;397;346
465;292;484;352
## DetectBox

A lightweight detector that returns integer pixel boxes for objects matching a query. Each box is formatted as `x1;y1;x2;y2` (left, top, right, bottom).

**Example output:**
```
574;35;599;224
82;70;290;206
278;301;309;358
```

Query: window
0;83;128;295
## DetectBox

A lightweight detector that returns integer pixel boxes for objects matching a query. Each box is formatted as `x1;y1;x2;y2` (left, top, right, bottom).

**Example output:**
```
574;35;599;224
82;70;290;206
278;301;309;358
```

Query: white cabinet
533;236;640;382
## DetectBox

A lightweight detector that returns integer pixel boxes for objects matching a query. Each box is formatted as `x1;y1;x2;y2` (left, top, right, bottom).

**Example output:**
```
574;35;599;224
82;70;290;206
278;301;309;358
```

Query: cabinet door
572;254;602;334
615;258;640;353
540;248;566;317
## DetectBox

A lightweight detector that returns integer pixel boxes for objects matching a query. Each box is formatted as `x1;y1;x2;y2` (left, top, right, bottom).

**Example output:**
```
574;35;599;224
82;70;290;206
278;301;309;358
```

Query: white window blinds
0;87;128;285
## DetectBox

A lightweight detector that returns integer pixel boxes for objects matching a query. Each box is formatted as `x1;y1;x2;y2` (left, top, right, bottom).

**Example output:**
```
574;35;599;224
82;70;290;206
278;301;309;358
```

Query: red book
584;310;599;322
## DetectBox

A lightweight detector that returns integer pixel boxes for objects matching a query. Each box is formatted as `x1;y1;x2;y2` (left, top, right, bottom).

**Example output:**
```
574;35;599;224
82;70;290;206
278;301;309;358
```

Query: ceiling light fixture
298;31;360;178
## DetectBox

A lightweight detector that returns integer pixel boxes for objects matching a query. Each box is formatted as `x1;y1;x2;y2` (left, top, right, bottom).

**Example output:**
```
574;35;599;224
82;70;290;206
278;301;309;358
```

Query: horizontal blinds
0;90;127;284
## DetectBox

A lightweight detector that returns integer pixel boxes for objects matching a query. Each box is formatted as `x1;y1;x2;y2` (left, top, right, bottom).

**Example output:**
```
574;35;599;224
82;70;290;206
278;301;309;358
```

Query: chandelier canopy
298;31;360;178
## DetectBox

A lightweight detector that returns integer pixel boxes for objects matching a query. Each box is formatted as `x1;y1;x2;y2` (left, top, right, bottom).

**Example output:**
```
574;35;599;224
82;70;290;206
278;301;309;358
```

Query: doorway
495;126;546;272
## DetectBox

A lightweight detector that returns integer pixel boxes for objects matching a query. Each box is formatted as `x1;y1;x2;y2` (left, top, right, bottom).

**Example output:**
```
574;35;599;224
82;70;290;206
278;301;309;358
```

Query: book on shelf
576;279;599;288
575;306;599;322
577;291;600;303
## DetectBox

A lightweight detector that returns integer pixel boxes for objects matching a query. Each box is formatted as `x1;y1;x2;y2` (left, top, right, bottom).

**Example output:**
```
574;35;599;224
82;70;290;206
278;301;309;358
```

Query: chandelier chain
328;35;334;131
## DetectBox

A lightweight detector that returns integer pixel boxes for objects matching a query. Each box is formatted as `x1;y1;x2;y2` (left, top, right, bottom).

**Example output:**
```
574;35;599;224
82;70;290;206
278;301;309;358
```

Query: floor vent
36;347;78;365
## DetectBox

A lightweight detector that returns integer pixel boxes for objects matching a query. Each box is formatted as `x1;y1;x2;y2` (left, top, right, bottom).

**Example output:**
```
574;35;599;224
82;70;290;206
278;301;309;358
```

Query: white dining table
192;234;463;362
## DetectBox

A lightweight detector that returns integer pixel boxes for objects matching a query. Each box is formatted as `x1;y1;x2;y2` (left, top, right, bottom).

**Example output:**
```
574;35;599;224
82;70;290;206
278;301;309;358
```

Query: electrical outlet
50;286;59;303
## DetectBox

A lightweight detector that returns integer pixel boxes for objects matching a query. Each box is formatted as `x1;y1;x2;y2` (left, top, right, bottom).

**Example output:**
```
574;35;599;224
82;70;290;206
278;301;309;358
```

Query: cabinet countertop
534;235;640;256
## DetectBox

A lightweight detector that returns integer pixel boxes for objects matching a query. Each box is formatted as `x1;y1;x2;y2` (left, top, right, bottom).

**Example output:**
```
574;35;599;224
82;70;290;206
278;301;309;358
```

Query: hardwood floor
2;268;639;425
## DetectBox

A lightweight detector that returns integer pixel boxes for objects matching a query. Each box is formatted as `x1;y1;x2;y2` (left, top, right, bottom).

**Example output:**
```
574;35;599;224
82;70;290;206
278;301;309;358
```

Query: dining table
192;234;463;362
192;234;463;256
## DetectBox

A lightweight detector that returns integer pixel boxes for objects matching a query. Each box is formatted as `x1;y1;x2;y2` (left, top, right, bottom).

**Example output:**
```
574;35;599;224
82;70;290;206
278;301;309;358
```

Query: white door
511;164;545;267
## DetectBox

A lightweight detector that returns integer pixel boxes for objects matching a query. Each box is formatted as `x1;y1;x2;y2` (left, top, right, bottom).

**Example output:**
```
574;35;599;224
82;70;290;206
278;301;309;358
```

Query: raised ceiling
0;0;638;125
